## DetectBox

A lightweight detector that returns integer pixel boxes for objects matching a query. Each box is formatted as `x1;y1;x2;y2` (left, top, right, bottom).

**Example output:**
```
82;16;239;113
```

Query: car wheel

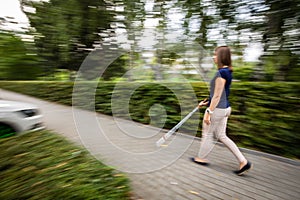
0;124;16;138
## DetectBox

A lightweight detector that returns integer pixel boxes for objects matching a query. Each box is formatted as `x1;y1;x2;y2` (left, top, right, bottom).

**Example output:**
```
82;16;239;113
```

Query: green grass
0;130;131;200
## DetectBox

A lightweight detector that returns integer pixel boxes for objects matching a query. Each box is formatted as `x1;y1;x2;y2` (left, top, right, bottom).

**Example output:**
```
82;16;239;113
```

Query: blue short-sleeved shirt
209;67;232;108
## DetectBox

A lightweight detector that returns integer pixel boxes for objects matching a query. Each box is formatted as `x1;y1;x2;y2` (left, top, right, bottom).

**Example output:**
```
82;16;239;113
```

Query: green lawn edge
0;130;131;200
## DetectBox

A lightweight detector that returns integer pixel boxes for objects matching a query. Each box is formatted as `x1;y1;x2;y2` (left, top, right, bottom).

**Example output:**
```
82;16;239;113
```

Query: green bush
232;64;255;81
228;82;300;159
0;130;131;199
0;81;299;159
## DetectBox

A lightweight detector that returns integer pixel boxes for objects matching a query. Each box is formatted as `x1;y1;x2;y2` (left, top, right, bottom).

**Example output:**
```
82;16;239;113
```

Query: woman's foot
234;161;252;175
239;160;248;170
190;157;209;165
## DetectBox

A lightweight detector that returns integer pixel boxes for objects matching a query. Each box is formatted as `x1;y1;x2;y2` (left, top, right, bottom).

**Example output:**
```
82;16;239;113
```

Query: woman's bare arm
209;77;226;111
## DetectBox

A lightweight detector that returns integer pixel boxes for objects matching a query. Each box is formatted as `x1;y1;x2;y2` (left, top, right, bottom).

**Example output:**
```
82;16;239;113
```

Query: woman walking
192;46;252;175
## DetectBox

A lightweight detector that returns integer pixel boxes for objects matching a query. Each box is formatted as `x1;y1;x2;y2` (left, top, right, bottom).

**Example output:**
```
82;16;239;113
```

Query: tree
21;0;115;74
0;31;41;80
235;0;300;81
21;0;299;81
261;0;300;81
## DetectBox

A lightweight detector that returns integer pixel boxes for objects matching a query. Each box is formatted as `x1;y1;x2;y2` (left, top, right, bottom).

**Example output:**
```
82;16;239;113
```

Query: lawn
0;130;131;199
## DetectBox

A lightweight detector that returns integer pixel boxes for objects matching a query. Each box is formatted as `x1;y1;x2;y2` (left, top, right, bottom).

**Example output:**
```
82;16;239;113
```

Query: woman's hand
198;99;209;108
203;111;211;125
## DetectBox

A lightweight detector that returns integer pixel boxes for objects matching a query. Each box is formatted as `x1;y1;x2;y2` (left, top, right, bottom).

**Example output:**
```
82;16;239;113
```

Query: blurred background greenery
0;0;299;82
1;1;298;198
0;81;299;159
0;0;299;158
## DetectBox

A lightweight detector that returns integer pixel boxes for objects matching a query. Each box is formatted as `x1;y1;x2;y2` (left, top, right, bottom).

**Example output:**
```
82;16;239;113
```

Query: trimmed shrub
0;81;299;159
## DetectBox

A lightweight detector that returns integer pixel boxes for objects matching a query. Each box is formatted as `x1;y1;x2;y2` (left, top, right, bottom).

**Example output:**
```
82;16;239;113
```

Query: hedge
0;81;299;159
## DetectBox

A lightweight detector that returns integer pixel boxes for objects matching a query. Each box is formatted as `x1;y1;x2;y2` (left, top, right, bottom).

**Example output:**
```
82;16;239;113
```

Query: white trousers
198;107;246;163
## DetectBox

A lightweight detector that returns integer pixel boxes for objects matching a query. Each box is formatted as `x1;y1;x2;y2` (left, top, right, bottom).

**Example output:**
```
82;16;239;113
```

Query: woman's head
213;46;232;70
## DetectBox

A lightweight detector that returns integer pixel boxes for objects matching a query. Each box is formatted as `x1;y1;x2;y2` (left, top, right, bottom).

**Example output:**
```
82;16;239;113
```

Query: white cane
156;99;208;147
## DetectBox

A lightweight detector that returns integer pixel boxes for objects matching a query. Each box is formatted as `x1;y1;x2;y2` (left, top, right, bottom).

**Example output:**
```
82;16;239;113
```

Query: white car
0;100;45;138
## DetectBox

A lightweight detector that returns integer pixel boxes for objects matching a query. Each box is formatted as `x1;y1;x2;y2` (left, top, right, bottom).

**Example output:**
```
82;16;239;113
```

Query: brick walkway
1;89;300;200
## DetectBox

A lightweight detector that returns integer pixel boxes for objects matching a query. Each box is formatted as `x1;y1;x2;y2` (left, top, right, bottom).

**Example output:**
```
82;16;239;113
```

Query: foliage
228;82;300;159
0;130;131;199
101;55;128;81
0;32;42;80
20;0;117;73
232;63;255;81
259;0;300;81
0;0;295;82
119;0;300;82
0;81;299;159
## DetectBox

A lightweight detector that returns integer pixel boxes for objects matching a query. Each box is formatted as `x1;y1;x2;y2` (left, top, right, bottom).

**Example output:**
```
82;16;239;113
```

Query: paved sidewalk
1;89;300;200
